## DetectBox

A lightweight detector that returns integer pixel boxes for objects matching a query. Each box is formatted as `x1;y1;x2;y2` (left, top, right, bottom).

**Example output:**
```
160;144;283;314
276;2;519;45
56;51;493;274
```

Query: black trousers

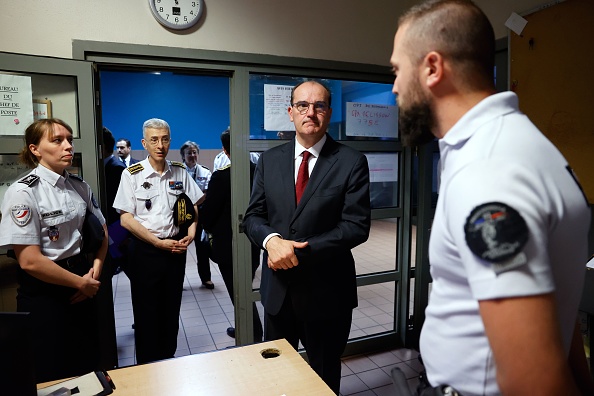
127;236;186;364
217;251;264;342
195;225;212;284
17;256;98;383
264;293;352;395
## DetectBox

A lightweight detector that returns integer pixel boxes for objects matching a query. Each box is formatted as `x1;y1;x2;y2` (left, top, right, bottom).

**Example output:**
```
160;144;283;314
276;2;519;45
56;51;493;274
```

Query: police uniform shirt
213;151;230;171
419;92;591;396
112;158;203;239
187;163;211;192
0;164;106;261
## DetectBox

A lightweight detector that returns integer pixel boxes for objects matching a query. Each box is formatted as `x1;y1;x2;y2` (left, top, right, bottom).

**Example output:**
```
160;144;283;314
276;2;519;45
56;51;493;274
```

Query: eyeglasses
291;101;329;115
147;136;171;146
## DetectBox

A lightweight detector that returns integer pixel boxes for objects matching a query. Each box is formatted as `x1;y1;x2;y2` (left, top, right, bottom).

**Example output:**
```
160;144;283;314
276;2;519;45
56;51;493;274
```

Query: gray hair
180;140;200;160
143;118;170;138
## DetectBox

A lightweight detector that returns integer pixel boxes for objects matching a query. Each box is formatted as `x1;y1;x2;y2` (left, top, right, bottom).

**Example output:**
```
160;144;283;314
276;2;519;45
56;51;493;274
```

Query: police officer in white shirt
391;1;593;395
180;140;214;289
113;118;203;364
0;118;108;382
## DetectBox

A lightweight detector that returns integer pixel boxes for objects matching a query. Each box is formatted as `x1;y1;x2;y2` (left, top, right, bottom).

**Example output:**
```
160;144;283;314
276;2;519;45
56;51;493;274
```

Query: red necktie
295;151;312;204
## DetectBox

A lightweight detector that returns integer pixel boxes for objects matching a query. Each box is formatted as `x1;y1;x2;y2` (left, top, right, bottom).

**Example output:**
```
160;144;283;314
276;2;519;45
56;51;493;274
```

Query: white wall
1;0;550;66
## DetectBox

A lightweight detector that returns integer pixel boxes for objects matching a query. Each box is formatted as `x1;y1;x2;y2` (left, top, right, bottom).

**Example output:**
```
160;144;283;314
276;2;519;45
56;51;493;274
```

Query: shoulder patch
127;163;144;174
18;174;39;186
170;161;186;168
68;173;84;182
464;202;528;263
10;204;32;226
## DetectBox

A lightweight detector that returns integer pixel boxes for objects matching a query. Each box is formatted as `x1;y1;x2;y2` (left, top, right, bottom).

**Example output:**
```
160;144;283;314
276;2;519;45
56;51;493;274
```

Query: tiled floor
112;219;424;395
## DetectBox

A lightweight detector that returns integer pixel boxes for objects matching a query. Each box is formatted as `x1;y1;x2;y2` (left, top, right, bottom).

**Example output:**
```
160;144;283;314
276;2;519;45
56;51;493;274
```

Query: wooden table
39;339;334;395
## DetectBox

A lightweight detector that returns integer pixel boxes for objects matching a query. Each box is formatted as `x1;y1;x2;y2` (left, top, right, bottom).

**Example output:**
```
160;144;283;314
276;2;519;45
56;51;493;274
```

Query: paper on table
38;372;106;396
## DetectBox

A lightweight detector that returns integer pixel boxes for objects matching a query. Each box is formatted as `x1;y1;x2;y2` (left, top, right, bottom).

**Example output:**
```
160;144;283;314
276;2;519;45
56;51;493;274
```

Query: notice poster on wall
365;153;399;182
0;74;34;136
346;102;398;138
264;84;295;132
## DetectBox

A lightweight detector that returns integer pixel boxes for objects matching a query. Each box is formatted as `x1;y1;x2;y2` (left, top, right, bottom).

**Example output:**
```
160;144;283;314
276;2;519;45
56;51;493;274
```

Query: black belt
55;254;86;270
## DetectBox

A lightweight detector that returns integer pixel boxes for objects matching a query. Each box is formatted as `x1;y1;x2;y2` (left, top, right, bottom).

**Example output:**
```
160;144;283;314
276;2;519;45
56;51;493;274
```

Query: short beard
398;100;435;147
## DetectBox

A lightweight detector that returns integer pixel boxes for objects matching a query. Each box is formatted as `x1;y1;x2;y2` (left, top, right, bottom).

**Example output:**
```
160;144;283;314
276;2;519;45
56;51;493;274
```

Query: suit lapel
291;135;339;221
279;141;297;216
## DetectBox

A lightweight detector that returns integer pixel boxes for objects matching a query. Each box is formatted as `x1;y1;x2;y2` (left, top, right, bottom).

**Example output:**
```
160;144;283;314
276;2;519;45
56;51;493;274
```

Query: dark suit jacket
201;162;259;270
104;155;126;224
128;157;140;166
243;135;371;320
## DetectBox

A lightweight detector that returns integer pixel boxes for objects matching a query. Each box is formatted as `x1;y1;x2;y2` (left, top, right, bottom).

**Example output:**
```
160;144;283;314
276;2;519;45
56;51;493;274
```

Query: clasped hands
70;268;100;304
158;236;193;254
266;236;308;271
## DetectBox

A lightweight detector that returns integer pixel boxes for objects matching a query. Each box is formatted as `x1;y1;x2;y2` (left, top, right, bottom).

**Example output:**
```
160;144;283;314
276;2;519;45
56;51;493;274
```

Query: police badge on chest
48;226;59;241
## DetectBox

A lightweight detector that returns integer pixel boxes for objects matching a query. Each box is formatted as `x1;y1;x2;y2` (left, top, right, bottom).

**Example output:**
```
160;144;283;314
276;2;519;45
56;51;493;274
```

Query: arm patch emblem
464;202;529;263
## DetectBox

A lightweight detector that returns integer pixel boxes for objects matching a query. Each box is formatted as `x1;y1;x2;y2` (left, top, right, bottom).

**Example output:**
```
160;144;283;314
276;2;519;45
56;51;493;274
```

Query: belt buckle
66;256;78;269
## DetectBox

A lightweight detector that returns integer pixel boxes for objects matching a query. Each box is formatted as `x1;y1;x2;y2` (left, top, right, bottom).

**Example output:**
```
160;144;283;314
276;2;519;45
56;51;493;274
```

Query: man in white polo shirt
391;1;593;395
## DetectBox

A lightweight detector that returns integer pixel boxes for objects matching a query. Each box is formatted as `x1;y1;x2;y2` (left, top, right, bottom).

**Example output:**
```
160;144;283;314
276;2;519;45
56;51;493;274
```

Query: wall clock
149;0;204;30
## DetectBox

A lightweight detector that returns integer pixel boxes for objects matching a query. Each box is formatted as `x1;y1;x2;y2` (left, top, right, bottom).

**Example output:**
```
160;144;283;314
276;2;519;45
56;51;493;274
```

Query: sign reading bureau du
0;74;34;136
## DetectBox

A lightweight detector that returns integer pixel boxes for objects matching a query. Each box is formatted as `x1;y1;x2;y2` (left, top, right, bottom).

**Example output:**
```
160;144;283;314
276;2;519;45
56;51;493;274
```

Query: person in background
213;148;230;171
243;80;371;394
0;118;108;382
113;118;203;364
116;138;140;167
391;1;594;394
102;127;128;275
213;131;260;170
201;129;263;341
180;140;214;289
102;127;126;225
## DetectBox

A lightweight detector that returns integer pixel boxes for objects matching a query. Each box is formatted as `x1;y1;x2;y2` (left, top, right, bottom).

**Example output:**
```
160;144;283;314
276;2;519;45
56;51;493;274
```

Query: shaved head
398;0;495;90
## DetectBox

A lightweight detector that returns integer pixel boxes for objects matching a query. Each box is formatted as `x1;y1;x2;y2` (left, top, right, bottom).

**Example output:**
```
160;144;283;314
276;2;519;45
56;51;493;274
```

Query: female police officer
0;118;108;382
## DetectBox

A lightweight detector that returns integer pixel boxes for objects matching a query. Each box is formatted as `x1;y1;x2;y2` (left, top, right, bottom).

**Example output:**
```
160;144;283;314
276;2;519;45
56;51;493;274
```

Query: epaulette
127;163;144;174
219;164;231;171
18;174;40;187
68;173;84;182
170;161;186;168
199;164;211;171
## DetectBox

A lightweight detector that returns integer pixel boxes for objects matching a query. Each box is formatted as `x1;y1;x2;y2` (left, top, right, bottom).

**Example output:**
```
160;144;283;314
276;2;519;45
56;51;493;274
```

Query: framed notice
33;99;52;120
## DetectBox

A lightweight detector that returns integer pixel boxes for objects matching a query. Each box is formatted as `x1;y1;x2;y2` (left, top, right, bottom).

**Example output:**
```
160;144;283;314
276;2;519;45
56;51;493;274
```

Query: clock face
149;0;204;30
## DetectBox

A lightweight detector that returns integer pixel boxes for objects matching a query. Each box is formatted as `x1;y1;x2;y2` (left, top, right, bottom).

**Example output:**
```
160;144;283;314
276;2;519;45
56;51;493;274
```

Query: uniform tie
296;151;312;204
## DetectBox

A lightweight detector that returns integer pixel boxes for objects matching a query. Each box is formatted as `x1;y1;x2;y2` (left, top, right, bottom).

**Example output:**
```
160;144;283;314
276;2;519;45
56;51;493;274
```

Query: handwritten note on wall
346;102;398;138
0;74;34;136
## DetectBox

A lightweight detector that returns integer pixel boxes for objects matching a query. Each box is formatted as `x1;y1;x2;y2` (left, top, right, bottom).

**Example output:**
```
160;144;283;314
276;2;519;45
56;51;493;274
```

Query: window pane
0;71;79;137
365;152;399;208
350;281;395;339
352;218;398;274
249;74;396;141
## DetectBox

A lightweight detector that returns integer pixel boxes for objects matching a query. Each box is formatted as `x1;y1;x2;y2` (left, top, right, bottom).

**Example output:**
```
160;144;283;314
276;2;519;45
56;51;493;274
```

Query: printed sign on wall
0;74;34;136
264;84;295;132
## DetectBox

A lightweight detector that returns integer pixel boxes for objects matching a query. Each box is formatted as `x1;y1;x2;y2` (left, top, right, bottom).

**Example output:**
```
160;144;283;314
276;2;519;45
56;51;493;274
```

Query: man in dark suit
103;128;128;275
201;129;263;341
116;138;140;167
102;128;126;225
243;80;371;394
